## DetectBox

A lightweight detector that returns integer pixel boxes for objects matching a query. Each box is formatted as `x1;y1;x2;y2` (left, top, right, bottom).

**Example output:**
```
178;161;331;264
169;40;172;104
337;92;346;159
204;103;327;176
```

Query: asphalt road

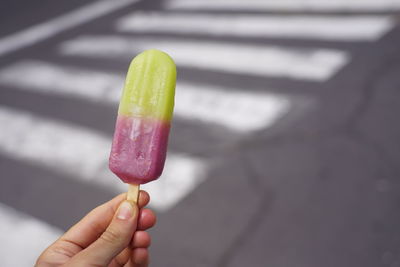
1;0;400;266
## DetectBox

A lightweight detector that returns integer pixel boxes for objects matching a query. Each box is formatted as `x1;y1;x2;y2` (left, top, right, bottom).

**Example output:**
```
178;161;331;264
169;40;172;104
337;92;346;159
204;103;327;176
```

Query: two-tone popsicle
109;49;176;201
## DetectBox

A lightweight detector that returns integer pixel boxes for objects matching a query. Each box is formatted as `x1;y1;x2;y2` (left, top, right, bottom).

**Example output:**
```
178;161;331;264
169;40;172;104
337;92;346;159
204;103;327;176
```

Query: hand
35;191;156;267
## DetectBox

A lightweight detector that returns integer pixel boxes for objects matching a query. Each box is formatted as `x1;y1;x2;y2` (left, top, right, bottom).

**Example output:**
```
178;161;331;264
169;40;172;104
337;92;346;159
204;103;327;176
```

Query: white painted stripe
0;106;122;190
0;61;290;131
60;35;349;81
0;61;124;102
0;106;205;211
142;154;206;211
117;13;393;41
0;203;62;267
167;0;400;11
176;82;290;131
0;0;138;57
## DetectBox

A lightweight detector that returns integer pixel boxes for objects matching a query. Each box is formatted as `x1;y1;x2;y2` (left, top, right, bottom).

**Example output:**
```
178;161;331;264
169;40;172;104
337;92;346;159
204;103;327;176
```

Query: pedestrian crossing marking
117;13;394;41
0;60;291;132
0;106;206;211
0;203;62;266
60;35;349;81
0;0;395;263
0;0;139;56
167;0;400;12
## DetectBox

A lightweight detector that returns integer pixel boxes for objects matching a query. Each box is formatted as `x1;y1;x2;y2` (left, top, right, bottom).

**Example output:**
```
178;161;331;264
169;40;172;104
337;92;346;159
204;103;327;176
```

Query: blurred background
1;0;400;266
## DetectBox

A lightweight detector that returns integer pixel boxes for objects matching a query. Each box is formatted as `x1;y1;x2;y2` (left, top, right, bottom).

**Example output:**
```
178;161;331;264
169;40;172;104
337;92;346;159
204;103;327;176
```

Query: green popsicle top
118;49;176;121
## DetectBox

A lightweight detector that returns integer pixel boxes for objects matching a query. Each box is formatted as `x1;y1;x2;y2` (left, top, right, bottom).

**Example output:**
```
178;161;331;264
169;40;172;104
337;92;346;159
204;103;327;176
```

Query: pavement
1;0;400;266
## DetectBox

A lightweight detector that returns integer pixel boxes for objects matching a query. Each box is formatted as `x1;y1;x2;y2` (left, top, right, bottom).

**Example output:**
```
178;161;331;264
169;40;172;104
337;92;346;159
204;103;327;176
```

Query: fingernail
117;201;133;220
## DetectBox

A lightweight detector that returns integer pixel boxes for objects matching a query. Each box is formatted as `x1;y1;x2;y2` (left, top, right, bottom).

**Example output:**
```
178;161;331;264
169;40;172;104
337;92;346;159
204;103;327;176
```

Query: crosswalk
0;106;206;210
0;0;398;265
166;0;400;12
0;203;62;266
0;60;290;131
117;13;394;41
60;36;349;81
0;0;139;56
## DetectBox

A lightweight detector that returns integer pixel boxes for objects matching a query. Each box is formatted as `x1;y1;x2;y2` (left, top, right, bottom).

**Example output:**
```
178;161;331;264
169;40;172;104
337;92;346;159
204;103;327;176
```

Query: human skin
35;191;156;267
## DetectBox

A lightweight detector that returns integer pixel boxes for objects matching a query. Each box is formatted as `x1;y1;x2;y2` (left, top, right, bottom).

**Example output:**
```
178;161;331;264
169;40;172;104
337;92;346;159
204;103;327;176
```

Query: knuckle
52;244;76;258
99;228;121;245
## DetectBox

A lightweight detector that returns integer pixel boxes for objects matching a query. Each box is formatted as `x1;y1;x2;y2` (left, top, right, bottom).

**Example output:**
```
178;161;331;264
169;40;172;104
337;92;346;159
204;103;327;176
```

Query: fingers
131;248;149;267
111;247;132;267
61;194;125;249
112;231;151;266
115;248;149;267
37;193;126;265
60;191;150;250
112;210;155;266
40;191;154;266
138;191;150;208
132;231;151;248
137;209;156;230
68;201;138;266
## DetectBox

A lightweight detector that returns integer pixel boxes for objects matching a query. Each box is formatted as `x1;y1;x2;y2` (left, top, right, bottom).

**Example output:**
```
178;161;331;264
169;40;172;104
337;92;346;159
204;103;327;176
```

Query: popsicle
109;49;176;202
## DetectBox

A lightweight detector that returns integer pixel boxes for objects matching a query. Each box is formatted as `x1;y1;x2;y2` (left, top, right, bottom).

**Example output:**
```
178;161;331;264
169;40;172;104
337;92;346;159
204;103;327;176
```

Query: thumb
71;200;138;266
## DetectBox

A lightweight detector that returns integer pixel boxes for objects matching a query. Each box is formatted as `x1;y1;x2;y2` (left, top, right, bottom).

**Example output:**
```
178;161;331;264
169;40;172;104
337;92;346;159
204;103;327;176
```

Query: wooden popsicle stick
127;184;140;204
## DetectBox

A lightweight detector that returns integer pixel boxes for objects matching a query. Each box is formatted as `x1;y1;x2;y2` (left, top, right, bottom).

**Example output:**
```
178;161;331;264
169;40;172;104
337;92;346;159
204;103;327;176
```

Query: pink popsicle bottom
109;115;170;184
